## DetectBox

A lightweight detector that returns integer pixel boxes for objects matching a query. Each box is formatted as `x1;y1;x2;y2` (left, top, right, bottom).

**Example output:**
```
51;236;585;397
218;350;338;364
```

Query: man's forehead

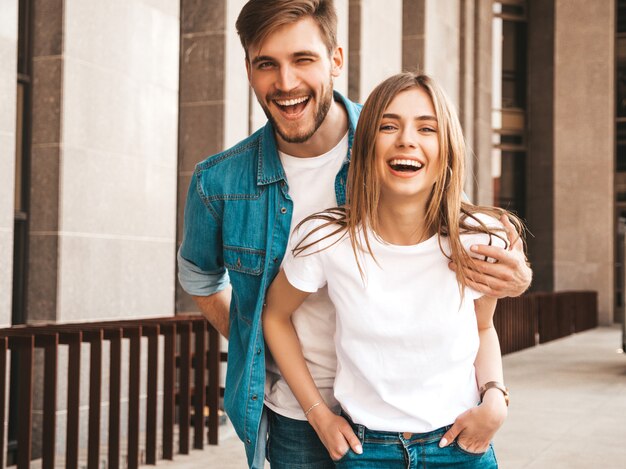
248;18;328;59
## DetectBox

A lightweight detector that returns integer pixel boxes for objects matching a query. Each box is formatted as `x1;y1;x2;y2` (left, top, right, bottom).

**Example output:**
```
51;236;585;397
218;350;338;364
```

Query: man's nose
276;65;299;91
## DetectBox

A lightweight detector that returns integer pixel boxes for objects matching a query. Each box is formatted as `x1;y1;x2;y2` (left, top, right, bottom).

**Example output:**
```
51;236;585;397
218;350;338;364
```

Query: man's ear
331;46;344;78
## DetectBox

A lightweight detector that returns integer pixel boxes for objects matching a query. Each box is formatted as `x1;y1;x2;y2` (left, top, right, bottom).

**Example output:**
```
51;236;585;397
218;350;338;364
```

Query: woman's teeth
389;159;424;172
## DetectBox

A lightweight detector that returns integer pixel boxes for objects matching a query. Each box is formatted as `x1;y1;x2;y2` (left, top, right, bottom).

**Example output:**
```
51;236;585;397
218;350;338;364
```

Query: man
177;1;532;468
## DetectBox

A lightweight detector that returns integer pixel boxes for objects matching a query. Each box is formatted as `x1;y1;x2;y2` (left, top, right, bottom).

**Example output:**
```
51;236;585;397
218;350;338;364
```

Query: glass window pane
618;122;626;172
494;151;526;218
619;0;626;34
618;38;626;118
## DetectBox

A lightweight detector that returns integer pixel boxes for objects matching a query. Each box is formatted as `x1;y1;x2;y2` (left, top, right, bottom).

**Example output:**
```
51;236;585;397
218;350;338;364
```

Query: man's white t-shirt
263;132;349;420
282;214;505;432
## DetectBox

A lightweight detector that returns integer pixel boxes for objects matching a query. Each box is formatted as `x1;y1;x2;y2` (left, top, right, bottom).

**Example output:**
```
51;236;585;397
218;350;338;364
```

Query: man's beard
260;78;334;144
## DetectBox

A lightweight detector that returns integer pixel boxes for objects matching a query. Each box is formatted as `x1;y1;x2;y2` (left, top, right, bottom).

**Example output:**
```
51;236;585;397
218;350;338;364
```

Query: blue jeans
336;415;498;468
266;406;334;469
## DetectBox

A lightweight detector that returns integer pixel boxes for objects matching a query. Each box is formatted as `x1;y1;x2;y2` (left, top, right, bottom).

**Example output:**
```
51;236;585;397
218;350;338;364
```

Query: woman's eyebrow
381;113;437;122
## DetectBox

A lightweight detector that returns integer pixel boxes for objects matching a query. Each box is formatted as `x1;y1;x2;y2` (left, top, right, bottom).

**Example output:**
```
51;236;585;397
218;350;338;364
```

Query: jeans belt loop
357;423;365;442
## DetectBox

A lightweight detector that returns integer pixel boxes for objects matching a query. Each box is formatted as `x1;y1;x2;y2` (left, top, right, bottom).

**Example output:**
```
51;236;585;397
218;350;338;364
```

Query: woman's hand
307;405;363;461
439;390;508;453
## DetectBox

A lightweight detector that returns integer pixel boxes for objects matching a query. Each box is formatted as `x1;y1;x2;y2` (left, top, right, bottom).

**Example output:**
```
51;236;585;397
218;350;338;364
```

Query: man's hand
449;215;532;298
439;390;508;454
307;404;363;461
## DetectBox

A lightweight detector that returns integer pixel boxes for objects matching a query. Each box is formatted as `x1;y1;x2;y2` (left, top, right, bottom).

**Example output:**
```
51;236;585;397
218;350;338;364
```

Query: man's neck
276;98;349;158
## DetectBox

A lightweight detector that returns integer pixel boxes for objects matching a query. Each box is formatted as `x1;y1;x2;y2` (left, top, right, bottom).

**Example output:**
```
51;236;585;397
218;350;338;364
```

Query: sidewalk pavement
149;326;626;468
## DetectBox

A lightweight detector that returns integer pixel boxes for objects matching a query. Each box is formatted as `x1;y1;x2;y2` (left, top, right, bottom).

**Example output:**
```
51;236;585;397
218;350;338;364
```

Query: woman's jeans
336;414;498;468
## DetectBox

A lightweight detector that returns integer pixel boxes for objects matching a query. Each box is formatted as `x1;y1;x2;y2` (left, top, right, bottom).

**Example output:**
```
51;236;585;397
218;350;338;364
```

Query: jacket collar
256;90;360;186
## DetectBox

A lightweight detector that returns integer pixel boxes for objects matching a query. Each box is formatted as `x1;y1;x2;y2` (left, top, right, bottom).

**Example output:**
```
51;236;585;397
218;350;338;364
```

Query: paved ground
149;326;626;468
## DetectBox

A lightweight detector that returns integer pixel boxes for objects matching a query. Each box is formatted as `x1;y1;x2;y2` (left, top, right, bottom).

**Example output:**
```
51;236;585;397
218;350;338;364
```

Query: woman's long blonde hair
294;72;525;293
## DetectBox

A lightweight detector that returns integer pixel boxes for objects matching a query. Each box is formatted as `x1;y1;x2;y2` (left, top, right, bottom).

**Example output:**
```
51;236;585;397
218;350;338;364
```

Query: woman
263;73;523;468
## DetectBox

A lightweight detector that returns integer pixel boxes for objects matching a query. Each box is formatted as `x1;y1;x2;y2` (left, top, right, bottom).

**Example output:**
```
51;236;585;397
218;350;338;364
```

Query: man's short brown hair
236;0;338;58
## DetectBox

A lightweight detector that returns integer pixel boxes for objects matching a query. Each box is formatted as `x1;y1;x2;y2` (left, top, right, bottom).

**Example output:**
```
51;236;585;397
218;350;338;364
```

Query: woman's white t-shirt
282;215;505;432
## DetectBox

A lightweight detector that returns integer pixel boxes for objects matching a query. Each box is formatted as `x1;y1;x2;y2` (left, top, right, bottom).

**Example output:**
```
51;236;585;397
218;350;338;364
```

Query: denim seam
223;245;266;255
205;189;266;202
193;172;221;223
196;140;259;170
244;193;280;455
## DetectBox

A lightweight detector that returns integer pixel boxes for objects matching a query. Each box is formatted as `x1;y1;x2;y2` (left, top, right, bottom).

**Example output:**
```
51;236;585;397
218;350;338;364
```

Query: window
617;0;626;171
10;0;32;464
492;0;527;218
13;0;31;324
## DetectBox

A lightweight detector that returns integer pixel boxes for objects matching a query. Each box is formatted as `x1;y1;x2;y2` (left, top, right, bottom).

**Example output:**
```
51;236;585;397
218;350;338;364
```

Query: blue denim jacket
178;92;362;467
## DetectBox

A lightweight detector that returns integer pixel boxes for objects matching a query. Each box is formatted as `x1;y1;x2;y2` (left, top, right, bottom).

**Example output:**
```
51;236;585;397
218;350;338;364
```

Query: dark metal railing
0;315;223;469
495;291;598;354
494;295;538;355
0;291;599;467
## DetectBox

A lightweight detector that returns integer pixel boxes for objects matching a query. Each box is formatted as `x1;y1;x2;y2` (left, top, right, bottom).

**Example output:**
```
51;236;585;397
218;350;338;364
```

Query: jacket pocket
223;245;265;276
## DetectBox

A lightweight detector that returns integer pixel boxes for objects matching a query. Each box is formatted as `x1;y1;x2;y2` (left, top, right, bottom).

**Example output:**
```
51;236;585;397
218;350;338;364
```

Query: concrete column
348;0;361;102
335;0;350;97
459;0;477;198
58;0;179;322
402;0;426;73
358;0;403;101
472;0;494;205
424;0;460;107
224;0;249;148
527;0;555;292
0;0;18;327
553;0;614;323
176;0;226;313
27;0;64;321
26;0;180;323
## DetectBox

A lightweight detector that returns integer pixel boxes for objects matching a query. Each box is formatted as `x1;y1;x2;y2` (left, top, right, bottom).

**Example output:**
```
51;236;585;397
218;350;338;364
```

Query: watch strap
479;381;509;406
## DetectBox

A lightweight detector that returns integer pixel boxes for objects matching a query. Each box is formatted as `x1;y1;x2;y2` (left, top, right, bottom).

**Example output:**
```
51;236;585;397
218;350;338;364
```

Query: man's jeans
266;406;334;469
336;414;498;468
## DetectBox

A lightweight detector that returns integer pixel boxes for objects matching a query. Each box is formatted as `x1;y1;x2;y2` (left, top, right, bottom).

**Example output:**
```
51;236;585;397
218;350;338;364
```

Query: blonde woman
263;73;522;468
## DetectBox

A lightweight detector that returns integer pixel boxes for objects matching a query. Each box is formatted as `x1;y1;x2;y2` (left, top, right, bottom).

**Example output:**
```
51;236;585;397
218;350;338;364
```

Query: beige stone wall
359;0;403;101
424;0;460;108
225;0;251;147
0;1;17;327
55;0;180;321
553;0;614;323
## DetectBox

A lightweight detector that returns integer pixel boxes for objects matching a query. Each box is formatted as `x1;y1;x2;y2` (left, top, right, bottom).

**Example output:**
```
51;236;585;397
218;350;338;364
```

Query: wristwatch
479;381;509;407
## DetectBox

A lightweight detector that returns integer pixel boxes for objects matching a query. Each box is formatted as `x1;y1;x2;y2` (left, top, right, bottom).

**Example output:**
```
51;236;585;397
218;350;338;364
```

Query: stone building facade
0;0;619;379
0;0;620;461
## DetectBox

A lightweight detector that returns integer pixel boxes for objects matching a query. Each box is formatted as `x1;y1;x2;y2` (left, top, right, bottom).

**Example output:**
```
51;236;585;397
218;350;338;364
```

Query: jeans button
280;207;287;214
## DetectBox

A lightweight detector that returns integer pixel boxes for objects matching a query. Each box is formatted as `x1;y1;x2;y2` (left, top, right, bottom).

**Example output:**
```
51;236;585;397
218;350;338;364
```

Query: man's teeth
275;96;309;106
389;159;424;170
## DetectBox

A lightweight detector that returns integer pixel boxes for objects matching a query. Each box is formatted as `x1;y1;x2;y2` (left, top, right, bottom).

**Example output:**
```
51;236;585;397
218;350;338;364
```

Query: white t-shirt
282;214;505;432
264;132;349;420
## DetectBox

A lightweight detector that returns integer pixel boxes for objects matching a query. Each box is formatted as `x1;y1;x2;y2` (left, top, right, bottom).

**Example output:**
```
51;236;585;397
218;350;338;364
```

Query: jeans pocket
452;441;488;457
334;448;353;464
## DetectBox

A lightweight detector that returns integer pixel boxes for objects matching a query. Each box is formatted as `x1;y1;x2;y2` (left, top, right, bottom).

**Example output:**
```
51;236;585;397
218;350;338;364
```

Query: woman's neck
375;197;433;246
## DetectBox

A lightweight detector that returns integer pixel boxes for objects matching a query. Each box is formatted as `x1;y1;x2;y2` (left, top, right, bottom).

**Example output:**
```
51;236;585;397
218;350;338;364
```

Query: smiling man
177;1;532;468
